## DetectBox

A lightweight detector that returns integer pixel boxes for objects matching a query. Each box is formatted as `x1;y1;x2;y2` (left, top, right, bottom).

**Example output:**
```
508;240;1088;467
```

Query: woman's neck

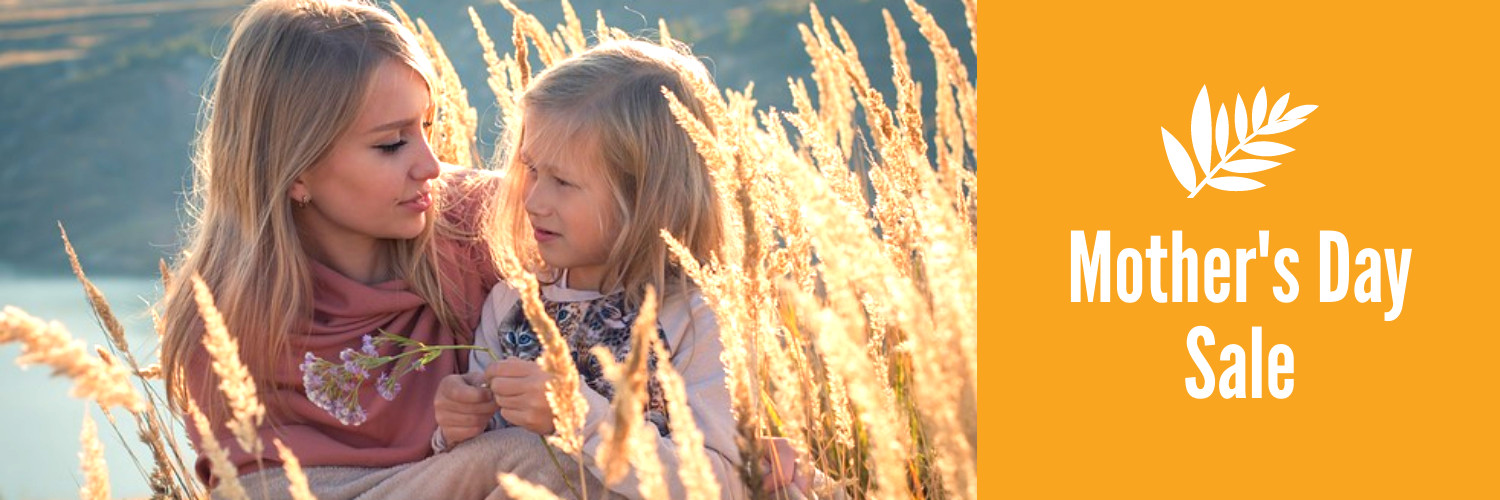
302;235;391;284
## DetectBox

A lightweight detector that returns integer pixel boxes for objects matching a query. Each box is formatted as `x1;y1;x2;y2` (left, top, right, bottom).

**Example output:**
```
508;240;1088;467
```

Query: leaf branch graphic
1162;86;1317;198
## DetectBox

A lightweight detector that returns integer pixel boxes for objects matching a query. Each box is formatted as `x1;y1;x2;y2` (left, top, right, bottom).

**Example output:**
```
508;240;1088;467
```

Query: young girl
431;40;750;498
159;1;552;498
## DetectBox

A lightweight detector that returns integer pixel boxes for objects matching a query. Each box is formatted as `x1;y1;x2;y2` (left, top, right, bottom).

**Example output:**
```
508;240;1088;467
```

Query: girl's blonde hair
493;40;724;306
161;0;460;421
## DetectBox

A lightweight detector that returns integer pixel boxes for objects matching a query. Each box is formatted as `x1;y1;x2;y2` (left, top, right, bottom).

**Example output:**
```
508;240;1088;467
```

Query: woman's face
291;59;440;259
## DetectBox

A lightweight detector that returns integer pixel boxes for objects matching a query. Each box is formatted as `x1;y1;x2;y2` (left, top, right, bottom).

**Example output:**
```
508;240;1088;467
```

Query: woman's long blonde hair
160;0;460;421
491;40;724;307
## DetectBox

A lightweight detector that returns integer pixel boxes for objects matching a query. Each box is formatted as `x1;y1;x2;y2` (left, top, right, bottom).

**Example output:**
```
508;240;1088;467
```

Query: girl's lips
534;228;559;243
400;192;431;211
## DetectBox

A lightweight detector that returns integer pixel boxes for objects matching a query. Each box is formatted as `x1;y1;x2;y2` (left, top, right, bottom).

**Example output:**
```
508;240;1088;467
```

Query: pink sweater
187;172;498;485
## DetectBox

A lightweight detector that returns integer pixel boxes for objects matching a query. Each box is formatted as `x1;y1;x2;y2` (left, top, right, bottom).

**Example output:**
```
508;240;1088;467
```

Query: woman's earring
295;195;310;209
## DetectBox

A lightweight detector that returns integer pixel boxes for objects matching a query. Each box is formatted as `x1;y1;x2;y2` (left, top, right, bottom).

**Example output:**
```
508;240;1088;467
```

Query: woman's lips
534;228;559;243
400;192;431;211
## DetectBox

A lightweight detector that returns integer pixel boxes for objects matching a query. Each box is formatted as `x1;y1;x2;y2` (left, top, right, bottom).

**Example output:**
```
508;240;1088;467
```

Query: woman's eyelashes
375;139;408;154
375;123;430;154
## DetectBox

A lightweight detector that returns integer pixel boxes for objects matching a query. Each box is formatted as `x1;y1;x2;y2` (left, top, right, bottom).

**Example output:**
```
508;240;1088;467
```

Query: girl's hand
434;371;497;447
485;358;556;436
760;436;812;496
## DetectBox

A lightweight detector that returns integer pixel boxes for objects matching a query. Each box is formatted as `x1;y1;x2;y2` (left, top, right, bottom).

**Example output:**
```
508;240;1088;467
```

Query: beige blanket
224;427;622;500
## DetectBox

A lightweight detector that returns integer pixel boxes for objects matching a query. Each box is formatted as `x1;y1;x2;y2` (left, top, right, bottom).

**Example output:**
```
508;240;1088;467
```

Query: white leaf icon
1234;94;1248;143
1281;104;1318;121
1257;118;1306;135
1162;128;1197;192
1207;176;1266;191
1215;104;1229;162
1220;159;1280;174
1269;93;1290;123
1240;142;1295;156
1165;86;1316;198
1252;87;1267;130
1191;86;1212;176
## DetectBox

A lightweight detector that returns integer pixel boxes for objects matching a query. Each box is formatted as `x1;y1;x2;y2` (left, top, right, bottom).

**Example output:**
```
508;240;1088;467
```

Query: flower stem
541;436;583;499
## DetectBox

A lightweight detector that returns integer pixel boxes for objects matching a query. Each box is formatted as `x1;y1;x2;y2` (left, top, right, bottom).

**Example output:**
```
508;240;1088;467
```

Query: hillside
0;0;973;276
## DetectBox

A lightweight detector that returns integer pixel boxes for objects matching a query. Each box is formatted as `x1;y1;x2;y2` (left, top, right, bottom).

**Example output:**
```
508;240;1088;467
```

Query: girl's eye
376;139;408;154
555;178;575;188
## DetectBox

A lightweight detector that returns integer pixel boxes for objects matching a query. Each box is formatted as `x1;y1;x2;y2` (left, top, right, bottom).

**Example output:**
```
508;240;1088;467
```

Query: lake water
0;275;172;500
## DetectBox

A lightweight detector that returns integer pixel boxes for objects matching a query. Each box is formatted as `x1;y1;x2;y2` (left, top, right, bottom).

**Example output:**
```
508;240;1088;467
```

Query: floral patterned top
439;273;748;499
489;287;672;436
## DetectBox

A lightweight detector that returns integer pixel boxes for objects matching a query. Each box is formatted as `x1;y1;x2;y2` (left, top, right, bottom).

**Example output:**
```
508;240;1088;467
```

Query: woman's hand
434;371;497;447
485;358;556;436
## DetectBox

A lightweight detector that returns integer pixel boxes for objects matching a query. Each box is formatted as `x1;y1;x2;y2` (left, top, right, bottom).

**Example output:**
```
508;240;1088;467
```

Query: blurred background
0;0;972;497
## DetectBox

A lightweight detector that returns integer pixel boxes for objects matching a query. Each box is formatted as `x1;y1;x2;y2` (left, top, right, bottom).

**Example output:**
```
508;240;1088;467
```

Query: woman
159;1;594;498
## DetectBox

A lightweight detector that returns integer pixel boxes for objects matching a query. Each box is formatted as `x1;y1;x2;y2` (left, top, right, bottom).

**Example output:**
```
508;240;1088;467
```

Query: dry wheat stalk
64;225;198;497
79;412;110;500
963;0;977;58
792;286;908;500
185;398;247;500
651;339;721;499
823;368;855;450
592;288;654;485
60;225;131;359
829;18;871;94
512;17;533;91
499;0;563;65
779;127;935;495
799;6;855;156
273;438;317;500
626;424;668;500
468;9;525;159
883;10;928;164
188;274;264;457
592;287;668;497
0;306;144;411
130;404;189;498
661;86;746;262
906;0;976;165
660;230;765;477
424;19;480;167
590;9;629;44
781;112;866;217
497;473;566;500
495;253;587;456
390;2;478;167
657;18;672;46
558;0;586;55
469;8;511;115
858;294;901;417
387;0;416;33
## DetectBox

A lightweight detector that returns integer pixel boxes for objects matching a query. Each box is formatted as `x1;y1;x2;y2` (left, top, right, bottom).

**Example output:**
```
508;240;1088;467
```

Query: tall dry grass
1;0;975;498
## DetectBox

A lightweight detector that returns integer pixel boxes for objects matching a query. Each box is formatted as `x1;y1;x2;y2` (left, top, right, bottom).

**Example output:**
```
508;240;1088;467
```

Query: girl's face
291;60;440;262
518;111;622;291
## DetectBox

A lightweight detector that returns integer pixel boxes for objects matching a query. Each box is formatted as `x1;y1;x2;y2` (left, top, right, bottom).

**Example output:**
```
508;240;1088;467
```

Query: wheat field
0;0;977;498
